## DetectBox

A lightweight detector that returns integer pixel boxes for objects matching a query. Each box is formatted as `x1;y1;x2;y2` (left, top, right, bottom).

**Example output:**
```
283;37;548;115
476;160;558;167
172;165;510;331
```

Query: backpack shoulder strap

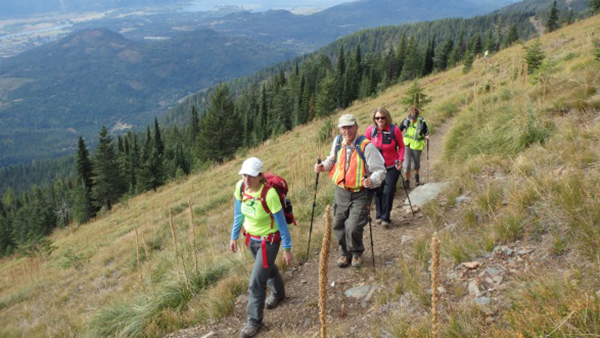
259;184;272;214
354;135;368;163
334;134;343;157
370;125;377;139
390;124;399;150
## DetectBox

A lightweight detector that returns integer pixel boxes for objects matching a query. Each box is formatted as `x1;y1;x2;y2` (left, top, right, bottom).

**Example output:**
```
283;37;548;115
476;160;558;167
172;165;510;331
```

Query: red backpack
240;173;296;228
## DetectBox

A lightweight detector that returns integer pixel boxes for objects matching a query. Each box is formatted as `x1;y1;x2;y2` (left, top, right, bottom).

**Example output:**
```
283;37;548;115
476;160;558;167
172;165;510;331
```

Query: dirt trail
171;118;455;338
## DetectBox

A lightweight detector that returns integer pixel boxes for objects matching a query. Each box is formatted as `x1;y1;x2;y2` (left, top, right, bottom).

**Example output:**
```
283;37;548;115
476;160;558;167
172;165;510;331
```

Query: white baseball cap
239;157;263;177
337;114;358;128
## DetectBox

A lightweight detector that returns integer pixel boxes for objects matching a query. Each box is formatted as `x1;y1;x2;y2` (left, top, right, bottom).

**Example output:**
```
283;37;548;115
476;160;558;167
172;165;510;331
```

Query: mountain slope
0;28;297;166
0;13;598;337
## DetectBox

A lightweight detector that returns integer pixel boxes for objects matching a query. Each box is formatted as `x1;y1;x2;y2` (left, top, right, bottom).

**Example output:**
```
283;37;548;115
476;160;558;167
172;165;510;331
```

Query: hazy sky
182;0;355;13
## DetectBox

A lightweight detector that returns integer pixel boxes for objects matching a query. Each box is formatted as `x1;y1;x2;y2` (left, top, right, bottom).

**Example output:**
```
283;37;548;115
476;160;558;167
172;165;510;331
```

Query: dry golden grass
0;14;599;337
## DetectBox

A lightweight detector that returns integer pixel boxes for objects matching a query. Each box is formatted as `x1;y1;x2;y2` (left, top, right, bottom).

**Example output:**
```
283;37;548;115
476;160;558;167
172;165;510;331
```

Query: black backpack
370;124;399;150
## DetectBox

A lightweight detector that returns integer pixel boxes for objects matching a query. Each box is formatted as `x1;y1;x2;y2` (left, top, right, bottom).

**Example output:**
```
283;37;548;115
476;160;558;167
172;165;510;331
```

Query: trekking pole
364;175;376;273
426;138;430;184
398;166;415;217
306;158;321;261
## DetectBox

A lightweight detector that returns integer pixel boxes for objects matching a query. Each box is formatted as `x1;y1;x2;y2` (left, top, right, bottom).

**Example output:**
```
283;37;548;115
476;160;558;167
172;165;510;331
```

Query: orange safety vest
329;135;370;192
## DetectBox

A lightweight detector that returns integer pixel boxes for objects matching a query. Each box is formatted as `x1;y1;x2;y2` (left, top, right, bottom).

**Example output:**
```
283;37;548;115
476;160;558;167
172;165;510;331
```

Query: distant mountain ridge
188;0;517;47
0;0;183;18
0;28;297;166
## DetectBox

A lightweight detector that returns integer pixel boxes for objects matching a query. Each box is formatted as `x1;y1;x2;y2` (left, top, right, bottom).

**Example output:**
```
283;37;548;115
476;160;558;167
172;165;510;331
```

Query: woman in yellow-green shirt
230;157;292;338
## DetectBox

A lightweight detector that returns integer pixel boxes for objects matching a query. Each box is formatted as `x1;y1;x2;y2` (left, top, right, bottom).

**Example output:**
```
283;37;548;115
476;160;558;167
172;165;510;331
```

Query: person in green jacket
399;105;429;188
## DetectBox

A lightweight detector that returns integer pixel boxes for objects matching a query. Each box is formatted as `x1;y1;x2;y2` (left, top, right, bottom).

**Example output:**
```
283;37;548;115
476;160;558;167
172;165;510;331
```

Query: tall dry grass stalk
188;198;199;274
319;205;332;338
134;226;148;300
140;231;156;297
431;232;440;338
169;208;189;287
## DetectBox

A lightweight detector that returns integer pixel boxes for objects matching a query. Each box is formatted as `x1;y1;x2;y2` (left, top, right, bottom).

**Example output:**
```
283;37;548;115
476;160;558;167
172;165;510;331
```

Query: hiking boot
265;295;284;309
336;255;350;268
415;174;421;186
404;179;410;188
240;323;261;338
382;220;391;229
351;255;364;268
375;219;382;225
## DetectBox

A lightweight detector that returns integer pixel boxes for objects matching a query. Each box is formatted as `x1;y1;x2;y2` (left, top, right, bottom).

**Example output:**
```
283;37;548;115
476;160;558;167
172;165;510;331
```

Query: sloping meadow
375;15;600;337
1;14;599;337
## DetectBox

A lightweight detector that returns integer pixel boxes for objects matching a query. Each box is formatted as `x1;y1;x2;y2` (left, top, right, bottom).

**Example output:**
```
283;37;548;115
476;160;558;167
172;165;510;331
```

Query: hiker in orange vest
314;114;386;268
230;157;293;338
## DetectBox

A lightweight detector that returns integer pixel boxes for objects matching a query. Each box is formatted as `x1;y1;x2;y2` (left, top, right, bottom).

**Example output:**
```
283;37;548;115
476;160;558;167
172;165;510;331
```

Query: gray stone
468;281;480;296
344;285;372;299
201;332;216;338
361;299;367;308
302;318;312;329
485;268;501;277
455;195;470;203
401;236;412;244
365;286;378;302
501;247;514;255
404;182;450;207
474;297;491;305
517;249;534;255
447;272;458;281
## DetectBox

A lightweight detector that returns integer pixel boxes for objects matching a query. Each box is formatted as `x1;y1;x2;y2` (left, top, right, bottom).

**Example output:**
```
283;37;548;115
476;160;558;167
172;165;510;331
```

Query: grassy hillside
0;14;599;337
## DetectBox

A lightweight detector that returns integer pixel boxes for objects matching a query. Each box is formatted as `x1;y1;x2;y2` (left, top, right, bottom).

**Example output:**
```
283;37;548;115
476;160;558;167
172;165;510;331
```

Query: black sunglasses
374;117;386;120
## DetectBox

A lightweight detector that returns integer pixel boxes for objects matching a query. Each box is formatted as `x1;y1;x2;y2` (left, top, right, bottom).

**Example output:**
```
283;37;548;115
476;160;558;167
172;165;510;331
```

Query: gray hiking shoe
382;220;391;229
265;295;284;309
336;255;350;268
375;219;382;225
240;323;261;338
351;255;364;268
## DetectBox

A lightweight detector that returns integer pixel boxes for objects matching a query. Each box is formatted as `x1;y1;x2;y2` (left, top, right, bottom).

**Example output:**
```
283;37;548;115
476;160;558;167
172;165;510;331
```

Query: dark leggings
375;167;401;223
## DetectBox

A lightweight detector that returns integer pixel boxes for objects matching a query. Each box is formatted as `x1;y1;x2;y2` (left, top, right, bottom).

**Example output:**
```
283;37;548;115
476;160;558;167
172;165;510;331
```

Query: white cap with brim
239;157;263;177
337;114;357;128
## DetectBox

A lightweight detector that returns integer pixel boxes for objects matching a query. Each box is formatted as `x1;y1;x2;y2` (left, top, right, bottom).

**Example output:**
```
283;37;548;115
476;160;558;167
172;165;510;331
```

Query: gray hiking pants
403;147;422;173
333;186;371;258
247;239;285;326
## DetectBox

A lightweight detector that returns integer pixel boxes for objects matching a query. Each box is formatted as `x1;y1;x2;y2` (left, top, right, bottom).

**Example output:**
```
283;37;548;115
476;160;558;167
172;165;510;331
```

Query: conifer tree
591;0;600;13
463;50;475;74
400;36;421;81
395;34;407;78
495;17;503;51
354;45;362;77
566;8;574;25
72;178;95;223
547;0;560;32
196;83;239;163
92;126;124;210
504;24;519;47
154;118;164;157
189;106;200;145
76;137;94;194
0;201;15;256
421;38;435;76
471;35;483;56
400;81;432;110
485;29;495;53
524;39;546;73
449;33;465;66
315;71;338;117
434;39;453;71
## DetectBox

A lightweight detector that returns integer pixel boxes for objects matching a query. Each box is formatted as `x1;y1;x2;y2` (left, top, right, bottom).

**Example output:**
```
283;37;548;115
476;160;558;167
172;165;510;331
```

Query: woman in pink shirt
364;107;405;228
